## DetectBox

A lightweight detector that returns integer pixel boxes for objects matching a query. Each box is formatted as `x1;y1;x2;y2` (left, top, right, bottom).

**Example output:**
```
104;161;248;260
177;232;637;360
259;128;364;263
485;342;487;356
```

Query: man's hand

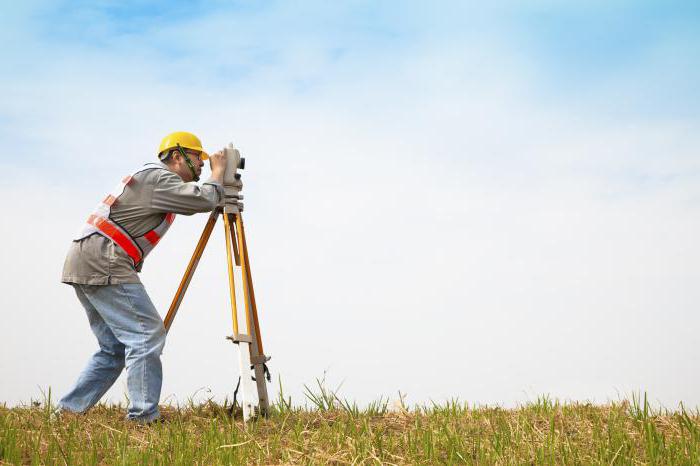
209;149;227;184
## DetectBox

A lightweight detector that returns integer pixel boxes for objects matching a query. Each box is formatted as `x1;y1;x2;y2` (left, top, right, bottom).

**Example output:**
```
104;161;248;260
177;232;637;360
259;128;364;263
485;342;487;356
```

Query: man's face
174;149;204;181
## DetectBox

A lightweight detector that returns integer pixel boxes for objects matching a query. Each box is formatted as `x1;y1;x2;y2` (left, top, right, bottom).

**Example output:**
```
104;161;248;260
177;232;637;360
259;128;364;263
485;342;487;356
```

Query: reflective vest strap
87;215;142;266
143;230;161;246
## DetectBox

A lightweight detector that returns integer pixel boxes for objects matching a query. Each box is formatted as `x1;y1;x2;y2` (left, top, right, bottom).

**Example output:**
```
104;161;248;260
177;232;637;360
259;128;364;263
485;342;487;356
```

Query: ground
1;392;698;464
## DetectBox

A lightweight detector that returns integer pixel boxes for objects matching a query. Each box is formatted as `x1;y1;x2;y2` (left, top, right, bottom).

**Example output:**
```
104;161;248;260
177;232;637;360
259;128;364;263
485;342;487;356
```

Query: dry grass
1;391;699;464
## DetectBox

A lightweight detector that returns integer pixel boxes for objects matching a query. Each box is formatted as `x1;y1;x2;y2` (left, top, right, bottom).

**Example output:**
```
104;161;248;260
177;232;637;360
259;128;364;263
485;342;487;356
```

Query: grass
1;387;699;465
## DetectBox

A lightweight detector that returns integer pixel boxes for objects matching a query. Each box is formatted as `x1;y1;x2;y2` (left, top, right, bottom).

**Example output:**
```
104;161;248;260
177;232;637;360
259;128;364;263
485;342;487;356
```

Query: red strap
143;230;161;246
165;213;176;224
87;215;142;265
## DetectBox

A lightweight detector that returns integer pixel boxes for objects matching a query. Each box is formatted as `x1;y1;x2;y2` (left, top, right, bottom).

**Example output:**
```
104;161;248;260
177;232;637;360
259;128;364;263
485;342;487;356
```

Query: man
59;131;227;423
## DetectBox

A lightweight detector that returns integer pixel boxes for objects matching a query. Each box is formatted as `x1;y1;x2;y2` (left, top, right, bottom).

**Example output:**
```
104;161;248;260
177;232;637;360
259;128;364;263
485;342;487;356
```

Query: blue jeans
59;283;166;422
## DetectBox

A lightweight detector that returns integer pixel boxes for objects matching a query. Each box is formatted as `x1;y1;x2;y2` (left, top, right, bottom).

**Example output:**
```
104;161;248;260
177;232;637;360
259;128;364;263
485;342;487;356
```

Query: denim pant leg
77;283;167;422
59;285;126;413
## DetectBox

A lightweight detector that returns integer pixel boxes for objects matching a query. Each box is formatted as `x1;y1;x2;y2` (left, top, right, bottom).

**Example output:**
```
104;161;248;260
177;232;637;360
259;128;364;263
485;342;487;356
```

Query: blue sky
2;1;698;173
1;2;699;408
7;2;700;98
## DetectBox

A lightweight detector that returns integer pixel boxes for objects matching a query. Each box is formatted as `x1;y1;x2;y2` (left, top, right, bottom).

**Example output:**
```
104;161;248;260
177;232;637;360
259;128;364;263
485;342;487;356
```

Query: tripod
162;174;270;422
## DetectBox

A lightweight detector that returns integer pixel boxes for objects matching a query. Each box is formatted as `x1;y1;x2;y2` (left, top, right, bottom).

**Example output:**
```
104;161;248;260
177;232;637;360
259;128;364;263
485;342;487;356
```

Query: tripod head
222;143;245;213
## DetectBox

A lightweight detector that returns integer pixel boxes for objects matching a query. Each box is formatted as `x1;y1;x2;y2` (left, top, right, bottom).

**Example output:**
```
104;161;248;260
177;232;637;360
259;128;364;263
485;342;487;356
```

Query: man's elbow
202;185;223;212
205;197;219;212
174;198;218;216
196;194;220;213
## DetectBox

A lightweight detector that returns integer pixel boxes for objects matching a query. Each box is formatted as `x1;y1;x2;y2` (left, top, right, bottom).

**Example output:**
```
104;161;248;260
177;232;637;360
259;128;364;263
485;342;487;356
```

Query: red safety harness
75;165;176;268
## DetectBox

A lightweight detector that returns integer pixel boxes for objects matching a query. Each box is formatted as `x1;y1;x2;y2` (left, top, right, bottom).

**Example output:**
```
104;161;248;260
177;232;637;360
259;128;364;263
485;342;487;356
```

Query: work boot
129;413;169;427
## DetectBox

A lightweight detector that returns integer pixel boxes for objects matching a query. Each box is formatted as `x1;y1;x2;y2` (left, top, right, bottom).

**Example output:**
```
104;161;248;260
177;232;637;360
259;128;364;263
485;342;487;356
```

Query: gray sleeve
151;170;224;215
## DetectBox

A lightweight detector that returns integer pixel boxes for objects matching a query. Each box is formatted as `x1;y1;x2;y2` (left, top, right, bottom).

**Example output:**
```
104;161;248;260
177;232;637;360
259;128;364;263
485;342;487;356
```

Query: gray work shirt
62;162;223;285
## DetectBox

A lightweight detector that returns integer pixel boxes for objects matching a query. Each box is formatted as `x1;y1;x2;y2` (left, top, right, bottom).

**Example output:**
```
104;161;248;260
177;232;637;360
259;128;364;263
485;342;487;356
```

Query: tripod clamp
226;335;271;376
226;334;271;370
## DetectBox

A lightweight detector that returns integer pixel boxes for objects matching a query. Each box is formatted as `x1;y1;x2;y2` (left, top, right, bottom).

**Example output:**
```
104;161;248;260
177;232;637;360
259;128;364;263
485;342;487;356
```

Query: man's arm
150;149;228;215
151;171;223;214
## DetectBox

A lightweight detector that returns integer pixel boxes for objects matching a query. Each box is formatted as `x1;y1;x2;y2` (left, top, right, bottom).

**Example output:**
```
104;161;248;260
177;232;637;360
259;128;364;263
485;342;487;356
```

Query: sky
1;1;699;410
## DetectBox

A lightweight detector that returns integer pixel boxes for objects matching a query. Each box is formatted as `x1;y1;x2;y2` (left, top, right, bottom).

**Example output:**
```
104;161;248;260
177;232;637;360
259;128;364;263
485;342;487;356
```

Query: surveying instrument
162;143;270;423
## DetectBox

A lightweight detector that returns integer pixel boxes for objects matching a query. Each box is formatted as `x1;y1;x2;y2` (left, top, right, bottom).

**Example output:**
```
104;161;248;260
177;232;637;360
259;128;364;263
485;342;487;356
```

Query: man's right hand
209;149;227;184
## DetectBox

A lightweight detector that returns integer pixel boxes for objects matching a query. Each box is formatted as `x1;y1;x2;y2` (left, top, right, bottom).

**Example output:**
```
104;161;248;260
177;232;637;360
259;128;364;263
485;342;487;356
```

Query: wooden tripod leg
164;209;219;332
225;211;258;422
230;218;241;267
222;212;239;335
235;213;270;415
235;213;264;353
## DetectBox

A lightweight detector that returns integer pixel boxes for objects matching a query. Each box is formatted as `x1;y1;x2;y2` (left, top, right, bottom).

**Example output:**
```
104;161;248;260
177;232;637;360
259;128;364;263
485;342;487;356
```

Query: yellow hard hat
158;131;209;160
